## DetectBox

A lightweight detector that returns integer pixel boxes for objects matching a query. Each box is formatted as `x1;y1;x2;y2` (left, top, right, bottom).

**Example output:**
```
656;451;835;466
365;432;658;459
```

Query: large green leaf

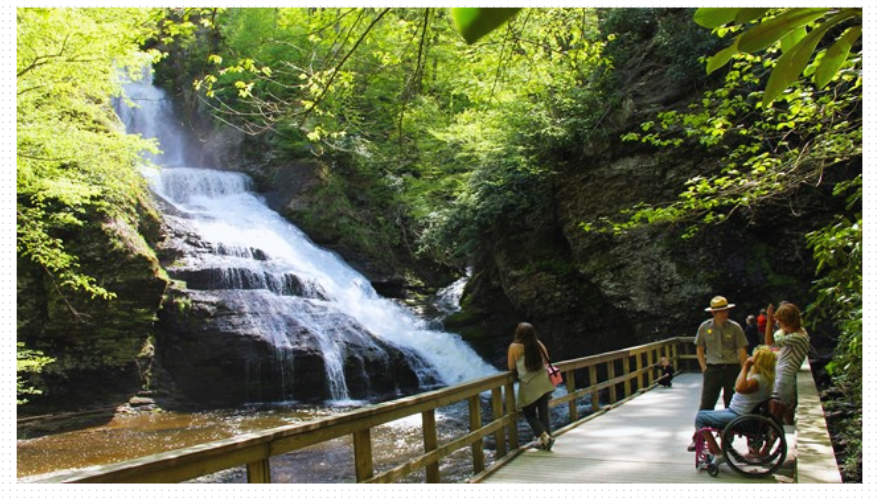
762;19;834;105
762;8;861;104
451;8;521;44
780;27;807;53
706;40;739;75
735;8;771;24
737;8;830;53
815;26;862;89
694;8;739;29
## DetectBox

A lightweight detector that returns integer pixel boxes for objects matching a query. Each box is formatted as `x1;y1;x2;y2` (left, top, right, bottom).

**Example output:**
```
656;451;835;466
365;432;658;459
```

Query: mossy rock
443;307;490;328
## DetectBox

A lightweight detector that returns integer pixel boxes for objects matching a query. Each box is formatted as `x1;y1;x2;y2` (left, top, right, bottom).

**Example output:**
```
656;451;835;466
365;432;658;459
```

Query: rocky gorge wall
444;45;849;368
17;198;170;411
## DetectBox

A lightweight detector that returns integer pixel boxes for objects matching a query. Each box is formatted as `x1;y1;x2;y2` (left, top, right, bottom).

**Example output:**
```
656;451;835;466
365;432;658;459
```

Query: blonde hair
751;346;776;392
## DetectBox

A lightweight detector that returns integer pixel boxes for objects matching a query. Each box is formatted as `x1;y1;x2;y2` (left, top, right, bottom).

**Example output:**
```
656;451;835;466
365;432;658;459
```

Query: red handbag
540;347;563;386
547;363;563;387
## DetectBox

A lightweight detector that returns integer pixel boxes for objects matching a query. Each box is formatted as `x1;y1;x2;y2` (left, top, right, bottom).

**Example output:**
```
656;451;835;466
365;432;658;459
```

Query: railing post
504;378;519;449
636;352;644;391
623;354;631;398
490;387;507;458
671;341;679;371
589;364;598;411
422;409;440;483
566;370;578;422
353;429;373;482
246;459;271;483
608;360;617;404
646;348;655;384
469;395;485;474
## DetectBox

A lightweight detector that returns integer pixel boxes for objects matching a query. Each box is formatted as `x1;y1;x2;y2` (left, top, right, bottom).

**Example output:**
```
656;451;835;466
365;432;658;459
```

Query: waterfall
433;272;469;316
116;71;498;403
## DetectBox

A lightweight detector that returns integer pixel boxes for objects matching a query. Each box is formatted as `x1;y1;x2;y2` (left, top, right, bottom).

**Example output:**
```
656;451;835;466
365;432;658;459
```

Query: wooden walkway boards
481;373;796;484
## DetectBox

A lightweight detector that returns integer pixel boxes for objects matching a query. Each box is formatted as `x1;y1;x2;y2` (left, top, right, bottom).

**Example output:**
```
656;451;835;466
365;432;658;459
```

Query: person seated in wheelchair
688;346;777;466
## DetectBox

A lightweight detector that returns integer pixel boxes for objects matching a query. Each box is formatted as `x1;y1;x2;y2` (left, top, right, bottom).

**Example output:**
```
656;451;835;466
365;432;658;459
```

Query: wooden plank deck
481;373;797;484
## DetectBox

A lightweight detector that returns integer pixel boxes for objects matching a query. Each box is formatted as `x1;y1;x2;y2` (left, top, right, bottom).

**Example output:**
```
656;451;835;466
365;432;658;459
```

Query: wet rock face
454;139;835;367
156;289;430;406
17;209;170;411
153;216;436;407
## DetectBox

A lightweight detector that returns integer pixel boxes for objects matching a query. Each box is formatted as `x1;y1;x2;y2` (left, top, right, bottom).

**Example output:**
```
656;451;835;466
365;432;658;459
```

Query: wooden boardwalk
481;373;797;484
28;339;838;485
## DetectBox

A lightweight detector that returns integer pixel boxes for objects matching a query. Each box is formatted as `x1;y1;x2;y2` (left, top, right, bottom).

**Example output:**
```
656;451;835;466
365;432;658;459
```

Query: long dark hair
514;322;544;372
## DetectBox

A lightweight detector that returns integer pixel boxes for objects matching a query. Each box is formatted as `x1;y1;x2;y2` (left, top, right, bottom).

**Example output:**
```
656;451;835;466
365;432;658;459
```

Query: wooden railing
32;337;697;483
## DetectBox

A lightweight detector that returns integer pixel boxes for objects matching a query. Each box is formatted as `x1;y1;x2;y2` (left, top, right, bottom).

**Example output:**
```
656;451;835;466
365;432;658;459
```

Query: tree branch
298;8;391;126
17;34;71;78
398;8;431;150
40;266;88;323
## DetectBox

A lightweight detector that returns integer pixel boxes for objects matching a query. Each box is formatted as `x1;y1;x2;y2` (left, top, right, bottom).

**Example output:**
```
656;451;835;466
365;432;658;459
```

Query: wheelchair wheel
721;414;786;477
707;464;719;477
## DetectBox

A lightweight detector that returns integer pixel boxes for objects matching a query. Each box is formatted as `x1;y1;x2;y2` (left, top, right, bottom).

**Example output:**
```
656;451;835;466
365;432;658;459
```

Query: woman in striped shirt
765;302;810;424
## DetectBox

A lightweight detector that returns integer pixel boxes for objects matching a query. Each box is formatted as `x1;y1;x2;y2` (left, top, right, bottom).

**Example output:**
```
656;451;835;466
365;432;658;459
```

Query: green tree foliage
18;8;161;300
806;177;862;477
695;8;862;105
587;8;861;238
17;8;166;398
598;8;724;84
194;8;608;267
17;343;54;405
590;52;861;236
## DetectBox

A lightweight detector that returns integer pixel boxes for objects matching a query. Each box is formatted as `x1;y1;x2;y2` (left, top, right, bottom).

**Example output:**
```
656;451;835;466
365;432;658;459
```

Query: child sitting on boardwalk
656;357;675;387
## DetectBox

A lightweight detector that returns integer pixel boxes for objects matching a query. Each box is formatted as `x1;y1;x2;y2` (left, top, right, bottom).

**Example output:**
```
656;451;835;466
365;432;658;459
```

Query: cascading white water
433;272;469;316
117;71;498;401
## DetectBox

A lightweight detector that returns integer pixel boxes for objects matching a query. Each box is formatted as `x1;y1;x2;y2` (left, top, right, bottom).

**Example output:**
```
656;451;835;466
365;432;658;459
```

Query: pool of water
17;401;501;483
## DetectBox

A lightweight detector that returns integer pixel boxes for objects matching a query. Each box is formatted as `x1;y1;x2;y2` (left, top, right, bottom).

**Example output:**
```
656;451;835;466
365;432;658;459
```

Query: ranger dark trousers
700;363;741;410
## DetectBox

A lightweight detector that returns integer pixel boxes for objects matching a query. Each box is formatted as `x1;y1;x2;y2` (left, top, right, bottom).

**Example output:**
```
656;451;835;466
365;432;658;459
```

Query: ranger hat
705;295;735;312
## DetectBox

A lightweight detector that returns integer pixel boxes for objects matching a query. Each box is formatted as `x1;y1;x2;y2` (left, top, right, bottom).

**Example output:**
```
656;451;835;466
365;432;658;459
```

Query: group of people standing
506;294;811;459
689;295;811;464
743;307;774;355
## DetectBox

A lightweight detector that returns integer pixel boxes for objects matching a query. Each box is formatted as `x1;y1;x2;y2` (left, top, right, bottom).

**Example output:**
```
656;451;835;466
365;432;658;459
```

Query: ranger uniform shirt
695;318;747;365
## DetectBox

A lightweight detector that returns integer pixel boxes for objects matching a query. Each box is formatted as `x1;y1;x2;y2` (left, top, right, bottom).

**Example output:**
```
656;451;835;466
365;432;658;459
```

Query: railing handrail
28;372;516;483
552;336;687;372
24;337;698;483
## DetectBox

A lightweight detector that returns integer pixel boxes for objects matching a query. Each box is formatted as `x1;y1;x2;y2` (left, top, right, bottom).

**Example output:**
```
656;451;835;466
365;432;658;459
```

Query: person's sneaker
687;441;697;452
545;436;556;451
538;432;551;450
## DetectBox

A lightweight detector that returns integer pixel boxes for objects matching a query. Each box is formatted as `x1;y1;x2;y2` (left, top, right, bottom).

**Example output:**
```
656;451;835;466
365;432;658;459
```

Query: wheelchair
694;399;788;478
